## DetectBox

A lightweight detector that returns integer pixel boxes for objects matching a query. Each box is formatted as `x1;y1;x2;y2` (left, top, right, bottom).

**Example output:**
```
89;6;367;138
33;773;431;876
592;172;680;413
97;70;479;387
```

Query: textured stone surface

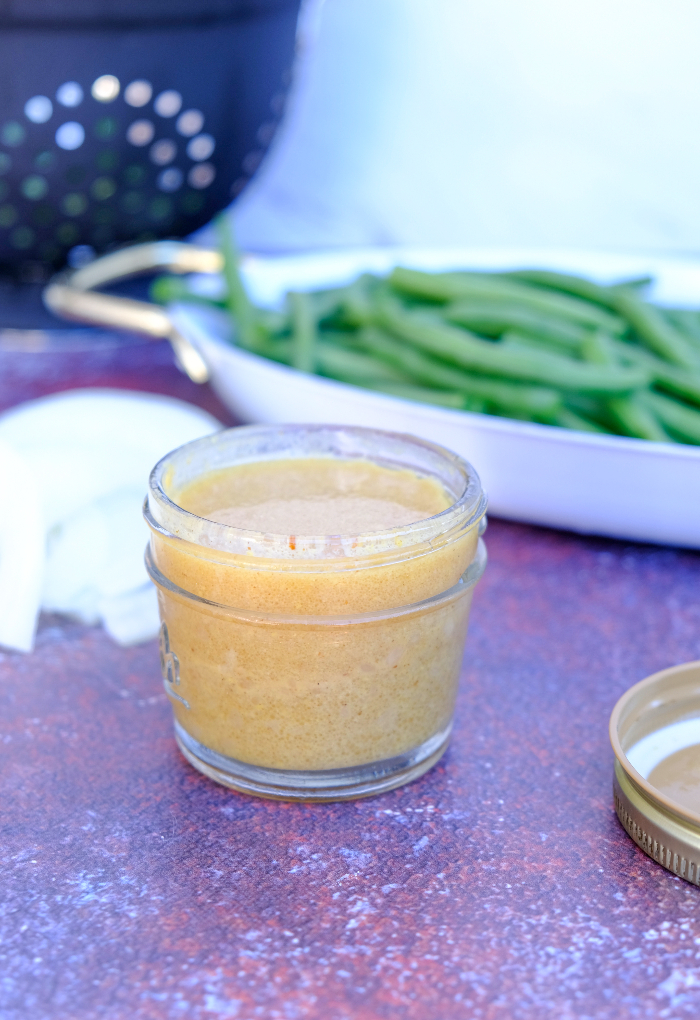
1;522;699;1020
2;334;700;1019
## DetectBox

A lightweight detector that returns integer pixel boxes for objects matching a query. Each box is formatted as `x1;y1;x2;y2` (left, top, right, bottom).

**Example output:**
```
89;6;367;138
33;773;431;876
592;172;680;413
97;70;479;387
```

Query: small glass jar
144;424;487;800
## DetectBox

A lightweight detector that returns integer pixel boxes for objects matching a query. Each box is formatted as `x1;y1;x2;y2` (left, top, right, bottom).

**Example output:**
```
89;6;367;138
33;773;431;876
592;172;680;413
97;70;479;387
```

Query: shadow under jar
144;424;487;800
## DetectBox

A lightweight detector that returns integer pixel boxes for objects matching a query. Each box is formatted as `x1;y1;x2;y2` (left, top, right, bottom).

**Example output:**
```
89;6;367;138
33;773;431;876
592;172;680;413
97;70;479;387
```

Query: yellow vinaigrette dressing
145;426;486;798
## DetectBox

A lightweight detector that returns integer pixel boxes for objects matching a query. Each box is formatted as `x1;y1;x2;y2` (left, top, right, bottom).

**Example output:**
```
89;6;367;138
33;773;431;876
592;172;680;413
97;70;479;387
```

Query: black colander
0;0;300;275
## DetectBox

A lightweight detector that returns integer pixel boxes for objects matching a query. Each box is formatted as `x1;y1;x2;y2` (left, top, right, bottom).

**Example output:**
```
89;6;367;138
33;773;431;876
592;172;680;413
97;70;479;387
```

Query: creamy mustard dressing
151;456;479;773
176;457;452;535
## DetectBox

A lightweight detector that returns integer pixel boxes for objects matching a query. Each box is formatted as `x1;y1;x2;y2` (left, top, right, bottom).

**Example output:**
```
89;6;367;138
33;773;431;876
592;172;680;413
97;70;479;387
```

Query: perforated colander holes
0;73;219;261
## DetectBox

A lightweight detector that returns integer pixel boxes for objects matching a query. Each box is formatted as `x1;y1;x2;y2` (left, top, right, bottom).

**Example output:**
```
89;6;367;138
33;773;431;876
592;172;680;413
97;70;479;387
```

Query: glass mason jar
144;424;487;800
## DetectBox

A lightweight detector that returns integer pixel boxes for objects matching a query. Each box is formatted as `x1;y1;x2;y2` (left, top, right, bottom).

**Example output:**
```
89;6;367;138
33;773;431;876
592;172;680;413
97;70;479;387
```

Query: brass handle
43;241;224;384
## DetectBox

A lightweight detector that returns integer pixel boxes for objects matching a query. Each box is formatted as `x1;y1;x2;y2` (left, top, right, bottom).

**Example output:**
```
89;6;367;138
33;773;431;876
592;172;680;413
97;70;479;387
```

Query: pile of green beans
150;233;700;446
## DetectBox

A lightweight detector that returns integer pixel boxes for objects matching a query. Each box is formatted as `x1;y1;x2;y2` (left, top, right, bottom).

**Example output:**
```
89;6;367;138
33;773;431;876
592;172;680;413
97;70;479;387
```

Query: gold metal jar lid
610;660;700;884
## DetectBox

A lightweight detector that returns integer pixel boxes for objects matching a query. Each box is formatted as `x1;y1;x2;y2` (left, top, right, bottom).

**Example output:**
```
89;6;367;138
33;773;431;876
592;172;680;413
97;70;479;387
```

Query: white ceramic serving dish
170;247;700;549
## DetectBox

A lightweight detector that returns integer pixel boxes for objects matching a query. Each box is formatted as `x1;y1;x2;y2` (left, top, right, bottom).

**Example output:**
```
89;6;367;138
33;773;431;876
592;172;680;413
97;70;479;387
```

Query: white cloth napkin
0;389;221;652
232;0;700;256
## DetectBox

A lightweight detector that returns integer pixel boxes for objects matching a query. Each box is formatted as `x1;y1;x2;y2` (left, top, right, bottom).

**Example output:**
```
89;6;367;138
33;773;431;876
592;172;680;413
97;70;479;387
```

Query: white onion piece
42;488;150;612
0;389;222;650
0;389;221;522
0;441;44;652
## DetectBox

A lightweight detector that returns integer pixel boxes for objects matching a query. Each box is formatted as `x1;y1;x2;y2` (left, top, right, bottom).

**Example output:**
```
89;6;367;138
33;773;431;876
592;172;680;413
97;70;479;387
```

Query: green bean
503;329;670;440
150;274;225;309
554;408;609;433
315;343;413;387
499;330;585;358
252;337;293;365
663;308;700;348
580;330;620;366
579;331;668;441
389;267;626;333
216;215;258;350
504;269;652;310
355;326;562;420
255;328;523;416
306;287;346;323
288;291;317;372
152;267;289;337
640;391;700;444
605;396;668;441
209;245;700;444
610;400;670;442
443;300;587;349
249;337;413;390
376;295;648;394
607;338;700;408
258;308;290;336
337;274;378;328
609;290;700;369
363;382;481;411
564;394;618;431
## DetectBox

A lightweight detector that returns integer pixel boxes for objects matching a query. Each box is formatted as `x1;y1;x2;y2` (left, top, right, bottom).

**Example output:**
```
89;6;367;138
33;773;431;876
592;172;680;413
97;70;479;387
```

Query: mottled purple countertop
2;333;700;1020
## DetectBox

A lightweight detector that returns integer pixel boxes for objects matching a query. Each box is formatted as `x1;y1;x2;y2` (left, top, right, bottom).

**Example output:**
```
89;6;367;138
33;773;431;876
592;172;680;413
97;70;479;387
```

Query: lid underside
610;660;700;883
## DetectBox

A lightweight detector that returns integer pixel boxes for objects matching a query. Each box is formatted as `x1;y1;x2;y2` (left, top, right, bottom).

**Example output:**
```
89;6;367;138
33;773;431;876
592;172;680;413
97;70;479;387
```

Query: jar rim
147;423;487;561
